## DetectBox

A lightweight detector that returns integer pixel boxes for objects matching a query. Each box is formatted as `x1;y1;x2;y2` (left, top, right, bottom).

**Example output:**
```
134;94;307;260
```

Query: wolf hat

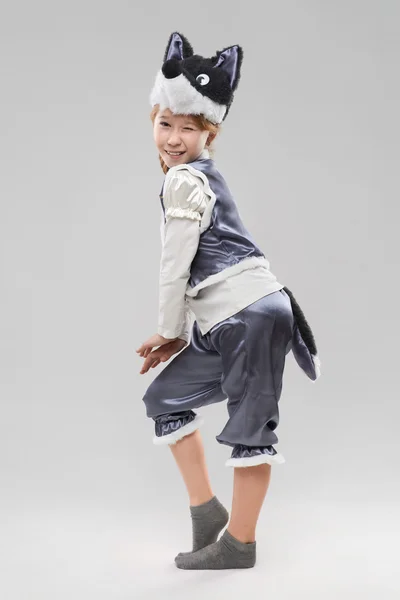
149;31;243;124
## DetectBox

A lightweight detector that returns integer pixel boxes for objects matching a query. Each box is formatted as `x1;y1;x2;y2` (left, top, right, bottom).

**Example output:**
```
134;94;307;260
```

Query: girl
136;32;321;570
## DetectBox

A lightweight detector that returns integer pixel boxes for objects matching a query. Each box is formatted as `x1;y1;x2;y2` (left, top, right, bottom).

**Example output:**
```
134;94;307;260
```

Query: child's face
153;108;210;168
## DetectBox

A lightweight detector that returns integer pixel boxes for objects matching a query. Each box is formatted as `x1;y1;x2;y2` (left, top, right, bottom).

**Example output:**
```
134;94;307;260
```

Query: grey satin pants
142;289;294;466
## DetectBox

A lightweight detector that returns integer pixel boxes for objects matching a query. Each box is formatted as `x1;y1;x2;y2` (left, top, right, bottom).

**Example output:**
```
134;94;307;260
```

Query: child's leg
170;429;229;553
228;463;271;543
142;322;229;552
169;428;213;505
175;293;292;569
175;464;270;569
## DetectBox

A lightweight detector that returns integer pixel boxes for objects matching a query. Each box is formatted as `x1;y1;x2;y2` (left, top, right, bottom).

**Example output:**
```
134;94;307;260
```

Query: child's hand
138;338;187;374
136;333;173;359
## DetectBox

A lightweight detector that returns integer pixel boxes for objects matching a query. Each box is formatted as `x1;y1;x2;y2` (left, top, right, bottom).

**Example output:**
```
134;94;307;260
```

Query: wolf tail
283;286;321;382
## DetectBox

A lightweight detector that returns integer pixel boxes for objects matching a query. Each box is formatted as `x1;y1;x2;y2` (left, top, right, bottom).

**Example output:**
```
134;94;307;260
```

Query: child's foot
176;495;229;557
175;529;256;570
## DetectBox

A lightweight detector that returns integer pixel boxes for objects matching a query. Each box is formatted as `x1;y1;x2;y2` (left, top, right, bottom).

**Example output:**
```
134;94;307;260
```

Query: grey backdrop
0;1;398;598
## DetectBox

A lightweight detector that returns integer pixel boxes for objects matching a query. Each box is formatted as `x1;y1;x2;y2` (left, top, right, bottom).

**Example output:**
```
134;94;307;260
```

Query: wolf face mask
149;31;243;124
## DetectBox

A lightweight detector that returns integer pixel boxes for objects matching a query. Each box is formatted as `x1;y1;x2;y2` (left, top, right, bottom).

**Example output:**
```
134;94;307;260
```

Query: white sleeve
157;168;207;340
177;300;194;344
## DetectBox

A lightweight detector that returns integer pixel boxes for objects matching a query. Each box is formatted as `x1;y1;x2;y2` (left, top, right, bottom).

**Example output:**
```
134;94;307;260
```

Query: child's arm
157;168;207;341
159;210;193;345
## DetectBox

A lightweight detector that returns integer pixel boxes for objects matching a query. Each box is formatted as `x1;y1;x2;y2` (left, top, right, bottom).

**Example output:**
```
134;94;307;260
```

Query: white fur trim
225;451;286;468
150;70;226;124
153;415;204;445
186;255;271;298
311;354;321;381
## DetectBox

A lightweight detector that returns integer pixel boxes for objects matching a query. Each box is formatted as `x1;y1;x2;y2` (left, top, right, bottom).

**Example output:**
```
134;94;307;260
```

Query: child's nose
167;131;182;145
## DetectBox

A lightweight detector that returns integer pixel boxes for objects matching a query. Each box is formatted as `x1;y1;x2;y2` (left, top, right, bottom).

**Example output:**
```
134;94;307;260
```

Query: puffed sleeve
157;167;208;340
163;167;208;222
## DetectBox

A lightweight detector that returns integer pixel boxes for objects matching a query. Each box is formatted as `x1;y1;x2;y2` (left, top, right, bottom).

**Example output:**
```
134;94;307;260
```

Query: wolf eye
196;73;210;86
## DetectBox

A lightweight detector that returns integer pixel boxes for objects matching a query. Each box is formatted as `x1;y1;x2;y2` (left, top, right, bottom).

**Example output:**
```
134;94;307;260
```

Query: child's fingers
140;358;154;374
140;349;174;372
140;352;162;373
136;344;154;357
138;348;151;358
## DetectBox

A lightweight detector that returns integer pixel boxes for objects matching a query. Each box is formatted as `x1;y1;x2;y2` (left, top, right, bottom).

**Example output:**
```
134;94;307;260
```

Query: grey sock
175;529;256;570
177;495;229;557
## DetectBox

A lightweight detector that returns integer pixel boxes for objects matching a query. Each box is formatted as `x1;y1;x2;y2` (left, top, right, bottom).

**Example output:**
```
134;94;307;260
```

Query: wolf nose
162;58;182;79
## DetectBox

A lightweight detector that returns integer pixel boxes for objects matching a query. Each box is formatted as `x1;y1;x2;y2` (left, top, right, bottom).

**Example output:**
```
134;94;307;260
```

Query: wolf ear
163;32;194;62
214;45;243;91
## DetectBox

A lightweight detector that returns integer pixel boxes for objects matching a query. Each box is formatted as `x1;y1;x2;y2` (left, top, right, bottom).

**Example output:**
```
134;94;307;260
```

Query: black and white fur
150;31;243;124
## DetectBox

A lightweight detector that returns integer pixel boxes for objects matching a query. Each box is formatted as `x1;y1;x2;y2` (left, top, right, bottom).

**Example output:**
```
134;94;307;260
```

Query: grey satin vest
160;155;265;291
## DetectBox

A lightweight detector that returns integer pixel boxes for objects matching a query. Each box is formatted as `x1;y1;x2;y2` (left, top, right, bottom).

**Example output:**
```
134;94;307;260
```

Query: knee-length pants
142;289;294;467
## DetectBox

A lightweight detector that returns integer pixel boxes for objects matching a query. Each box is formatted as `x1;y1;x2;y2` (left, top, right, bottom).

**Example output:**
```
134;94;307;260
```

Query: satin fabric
183;156;266;290
142;289;294;449
230;444;279;459
154;410;196;438
165;32;185;62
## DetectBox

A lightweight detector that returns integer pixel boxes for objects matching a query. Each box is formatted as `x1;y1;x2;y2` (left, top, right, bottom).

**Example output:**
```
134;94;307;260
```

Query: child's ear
213;45;243;91
206;132;217;146
163;31;194;62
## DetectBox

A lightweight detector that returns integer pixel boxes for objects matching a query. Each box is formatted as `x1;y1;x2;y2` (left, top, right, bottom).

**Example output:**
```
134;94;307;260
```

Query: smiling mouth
165;150;185;156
